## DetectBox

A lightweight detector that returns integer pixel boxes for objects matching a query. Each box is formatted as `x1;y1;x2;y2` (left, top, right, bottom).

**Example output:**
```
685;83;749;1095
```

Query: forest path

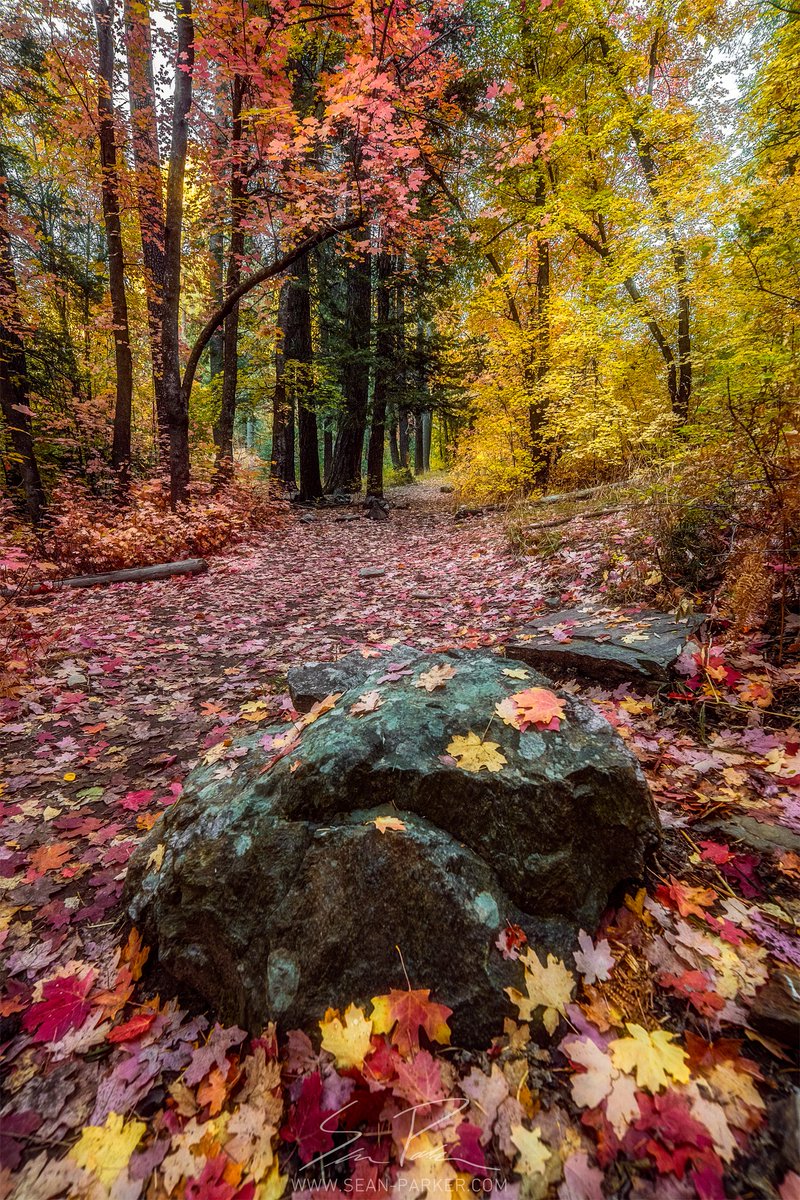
3;477;554;883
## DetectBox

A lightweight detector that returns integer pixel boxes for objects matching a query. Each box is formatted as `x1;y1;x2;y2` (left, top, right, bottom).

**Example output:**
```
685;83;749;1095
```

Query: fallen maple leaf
107;1011;157;1043
23;968;96;1043
573;929;615;984
28;841;72;875
119;927;150;981
510;1124;551;1177
505;949;574;1034
69;1111;145;1187
414;663;457;691
370;988;452;1056
496;922;528;960
197;1065;229;1116
350;689;383;715
446;732;507;773
319;1003;374;1069
496;687;566;732
372;815;407;833
502;668;530;680
609;1023;690;1093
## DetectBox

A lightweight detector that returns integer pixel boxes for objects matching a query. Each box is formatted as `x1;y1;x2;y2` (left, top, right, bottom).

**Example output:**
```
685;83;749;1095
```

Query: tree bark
326;250;371;493
366;252;392;497
398;408;409;468
271;281;296;489
208;230;224;382
92;0;134;484
215;74;245;479
388;423;400;468
422;409;432;472
161;0;194;506
123;0;167;450
289;254;322;501
0;165;46;524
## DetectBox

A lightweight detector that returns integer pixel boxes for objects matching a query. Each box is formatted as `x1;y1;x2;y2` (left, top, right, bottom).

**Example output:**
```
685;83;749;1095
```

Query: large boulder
125;650;659;1046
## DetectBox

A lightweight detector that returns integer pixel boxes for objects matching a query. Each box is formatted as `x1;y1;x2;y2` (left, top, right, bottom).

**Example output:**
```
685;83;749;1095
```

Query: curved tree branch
180;215;364;405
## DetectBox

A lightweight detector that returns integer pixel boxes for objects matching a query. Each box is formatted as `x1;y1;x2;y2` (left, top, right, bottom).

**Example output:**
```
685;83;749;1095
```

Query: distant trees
0;0;464;517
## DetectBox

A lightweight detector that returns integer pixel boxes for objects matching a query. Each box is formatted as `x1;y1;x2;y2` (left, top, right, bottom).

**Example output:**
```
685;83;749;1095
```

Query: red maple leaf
660;970;725;1016
448;1123;488;1177
22;968;96;1043
371;988;452;1057
280;1071;340;1165
107;1010;157;1043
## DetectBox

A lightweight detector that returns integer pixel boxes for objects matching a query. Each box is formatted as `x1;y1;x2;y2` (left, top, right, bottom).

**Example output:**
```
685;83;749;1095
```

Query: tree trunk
271;281;296;489
161;0;194;506
123;0;168;453
209;230;224;382
323;422;333;478
398;408;409;468
215;74;245;479
366;252;392;497
326;250;370;493
389;423;400;468
0;166;46;524
288;254;322;501
422;409;432;472
93;0;134;484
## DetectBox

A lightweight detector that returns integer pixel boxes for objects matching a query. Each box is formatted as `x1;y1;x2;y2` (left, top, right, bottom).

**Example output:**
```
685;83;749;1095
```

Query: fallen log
2;558;209;598
525;503;632;531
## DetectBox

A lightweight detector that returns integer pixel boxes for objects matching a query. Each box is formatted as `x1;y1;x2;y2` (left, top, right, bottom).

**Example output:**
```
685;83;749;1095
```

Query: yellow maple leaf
239;700;271;723
446;732;507;773
505;949;574;1034
502;668;530;680
254;1160;289;1200
510;1125;551;1177
609;1023;690;1093
69;1111;145;1187
320;1003;374;1070
147;843;165;872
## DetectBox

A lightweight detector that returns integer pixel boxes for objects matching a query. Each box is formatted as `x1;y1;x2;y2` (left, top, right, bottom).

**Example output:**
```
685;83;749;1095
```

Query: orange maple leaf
198;1066;229;1116
370;988;452;1057
29;842;72;875
511;688;566;731
120;928;150;982
656;877;717;919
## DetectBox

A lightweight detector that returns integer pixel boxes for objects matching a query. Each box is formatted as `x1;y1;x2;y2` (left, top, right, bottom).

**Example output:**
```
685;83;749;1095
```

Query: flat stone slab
505;607;706;686
126;650;659;1046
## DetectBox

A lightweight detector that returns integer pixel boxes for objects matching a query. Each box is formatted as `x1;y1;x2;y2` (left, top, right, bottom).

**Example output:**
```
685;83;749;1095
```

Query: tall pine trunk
123;0;167;454
326;250;370;493
271;281;296;489
161;0;194;505
215;74;245;479
93;0;134;484
366;252;392;497
0;165;46;524
291;254;322;501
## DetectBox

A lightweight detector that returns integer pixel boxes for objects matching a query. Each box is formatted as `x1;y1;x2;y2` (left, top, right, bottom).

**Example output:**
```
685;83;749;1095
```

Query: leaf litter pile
1;487;799;1200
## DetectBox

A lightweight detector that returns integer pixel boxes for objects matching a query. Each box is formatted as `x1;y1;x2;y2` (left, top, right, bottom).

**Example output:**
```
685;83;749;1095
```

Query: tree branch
180;215;364;404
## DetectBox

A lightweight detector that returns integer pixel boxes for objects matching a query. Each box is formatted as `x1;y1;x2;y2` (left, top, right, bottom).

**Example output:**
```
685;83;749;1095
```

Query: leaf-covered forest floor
1;478;798;1200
